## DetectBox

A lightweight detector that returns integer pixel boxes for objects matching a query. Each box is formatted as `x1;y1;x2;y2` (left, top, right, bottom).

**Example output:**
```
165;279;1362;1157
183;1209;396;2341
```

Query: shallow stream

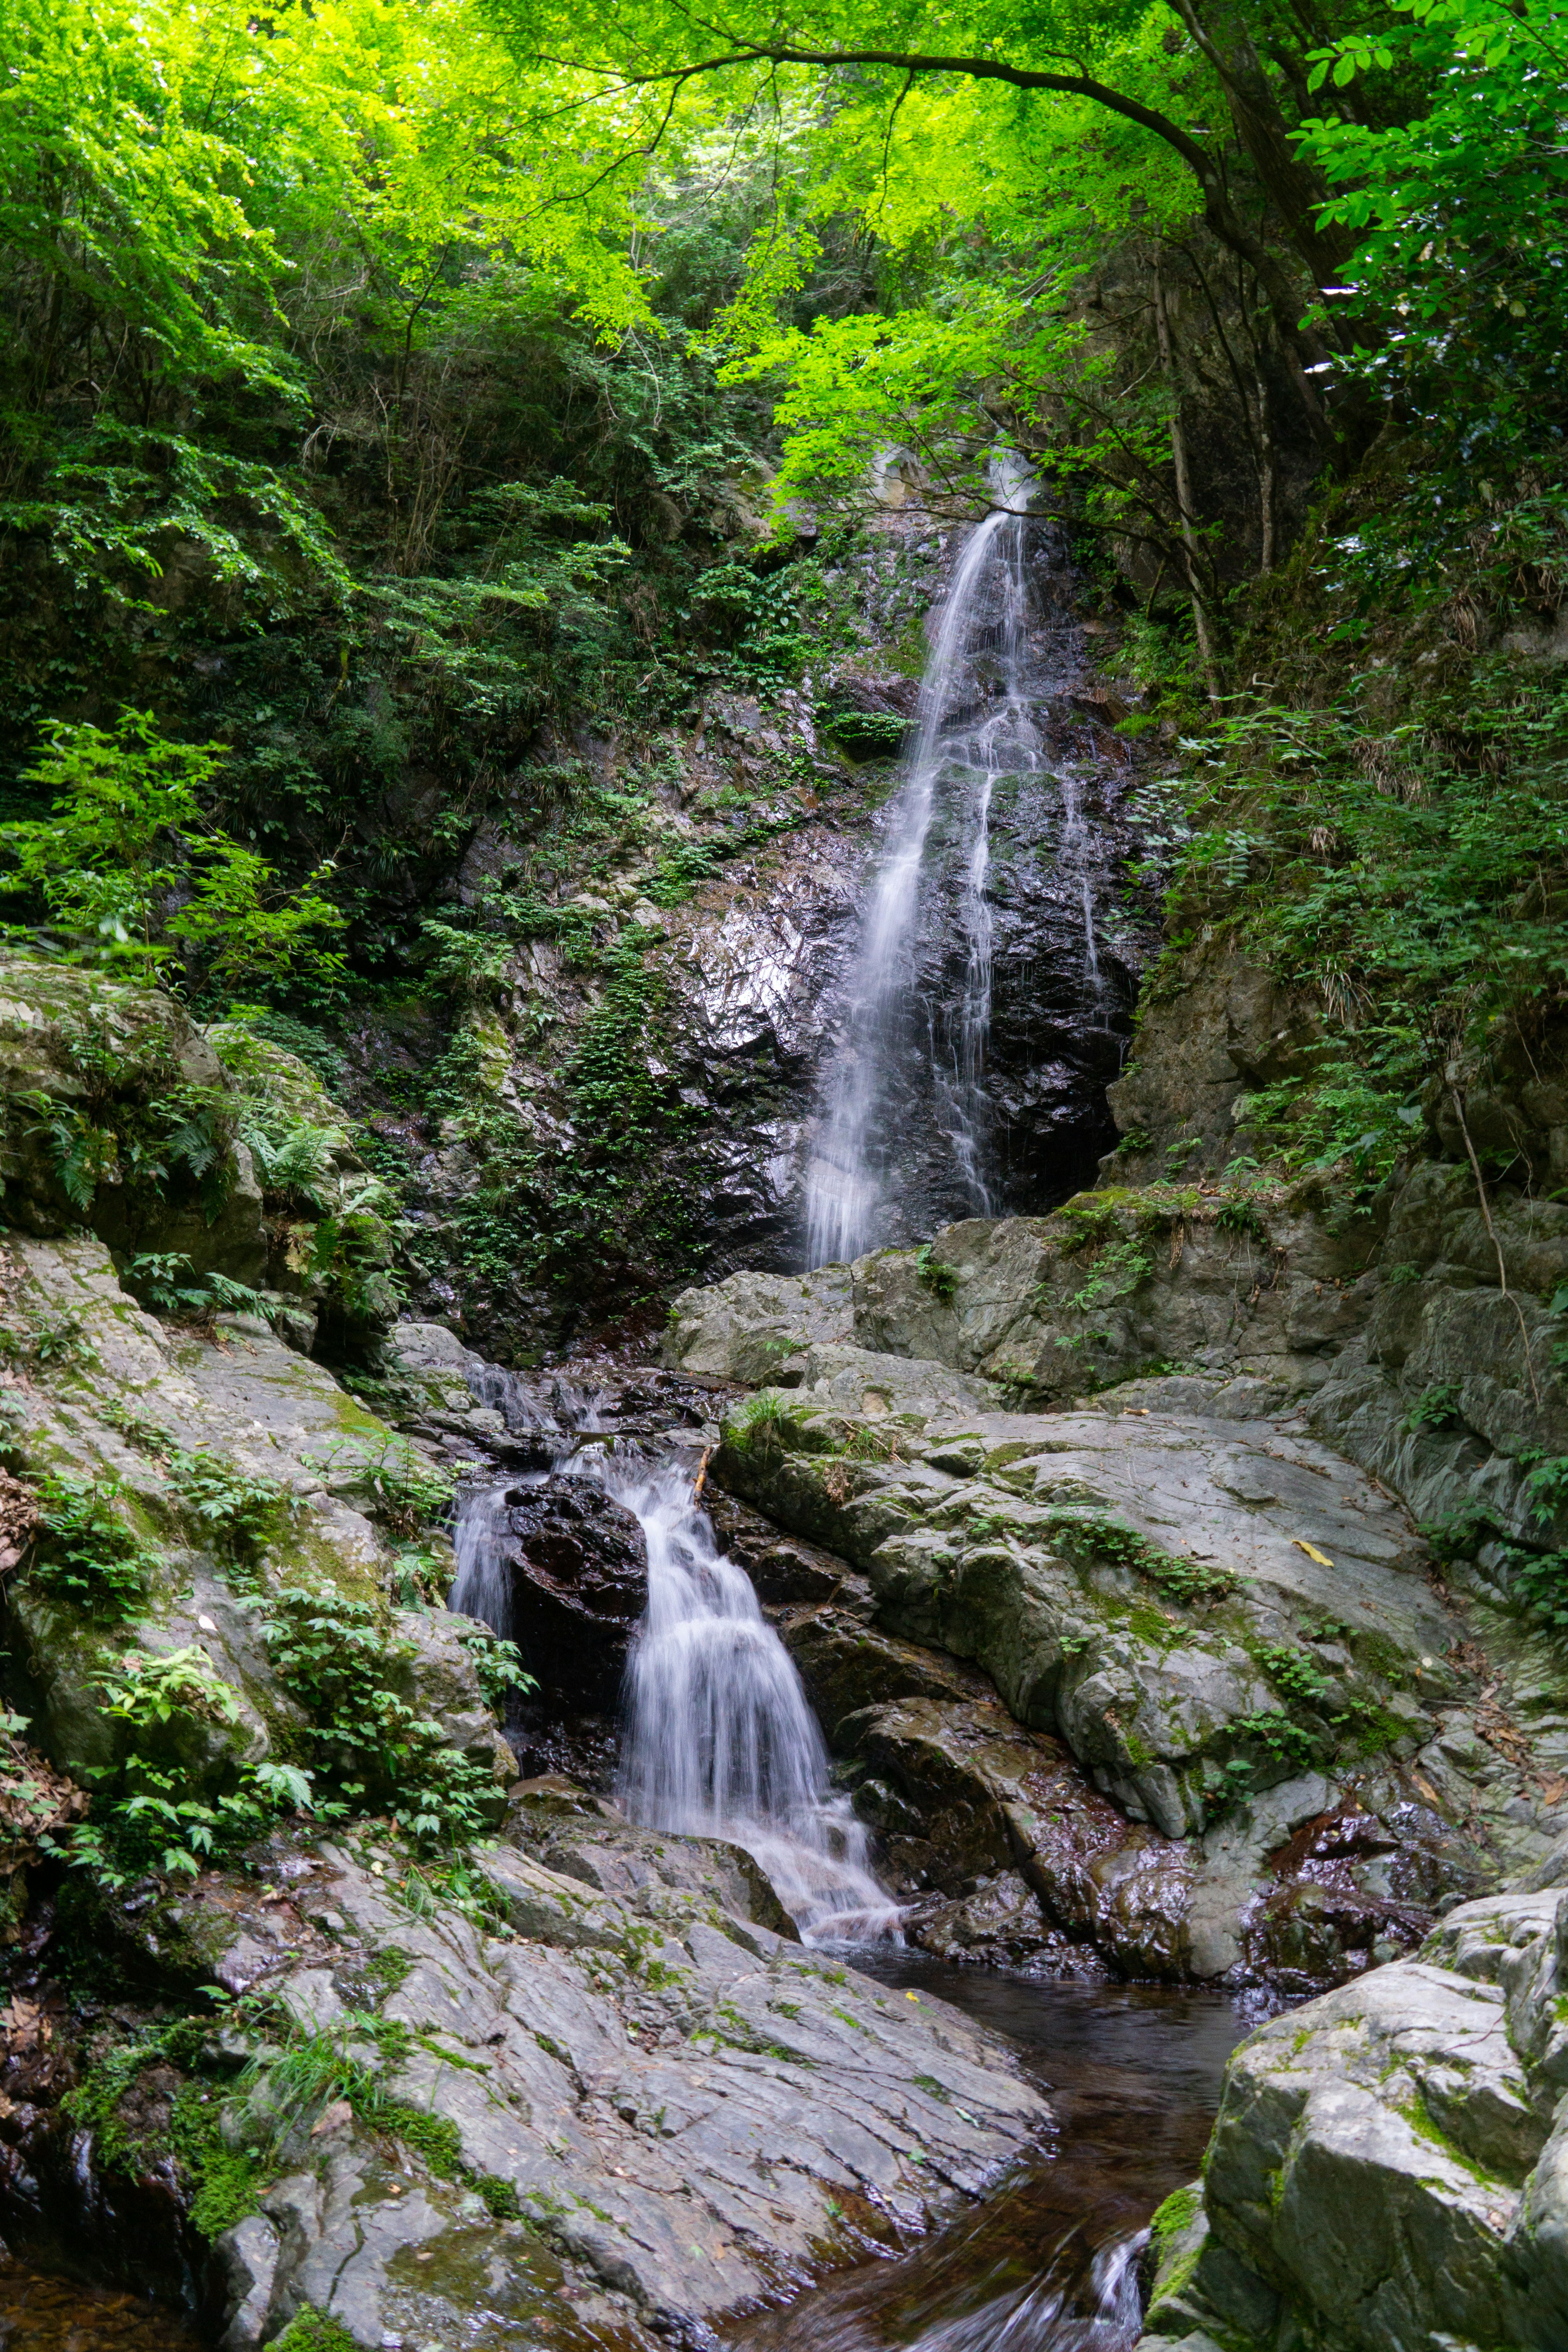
0;1964;1243;2351
729;1960;1244;2352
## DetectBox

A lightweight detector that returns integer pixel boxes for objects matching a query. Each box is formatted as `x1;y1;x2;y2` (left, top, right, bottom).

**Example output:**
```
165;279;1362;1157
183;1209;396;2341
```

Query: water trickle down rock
804;473;1144;1265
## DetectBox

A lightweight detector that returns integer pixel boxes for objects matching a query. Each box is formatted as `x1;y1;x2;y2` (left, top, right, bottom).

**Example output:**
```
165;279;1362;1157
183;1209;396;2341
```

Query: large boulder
706;1357;1534;1986
0;1233;510;1833
9;1824;1047;2352
1139;1871;1568;2350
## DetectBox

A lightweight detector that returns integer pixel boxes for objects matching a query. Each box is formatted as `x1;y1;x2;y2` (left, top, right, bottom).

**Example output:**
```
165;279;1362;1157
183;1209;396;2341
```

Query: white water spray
448;1415;899;1946
597;1449;899;1944
448;1481;518;1635
804;458;1040;1267
895;2227;1149;2352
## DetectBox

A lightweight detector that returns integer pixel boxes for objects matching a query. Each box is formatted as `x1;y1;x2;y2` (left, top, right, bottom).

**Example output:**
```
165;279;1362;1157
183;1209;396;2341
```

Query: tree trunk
1152;263;1223;697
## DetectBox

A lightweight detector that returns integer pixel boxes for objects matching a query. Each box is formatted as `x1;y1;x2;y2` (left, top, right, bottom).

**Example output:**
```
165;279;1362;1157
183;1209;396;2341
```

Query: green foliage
1299;0;1568;474
269;2311;359;2352
350;1438;455;1541
1256;1643;1334;1707
1;713;343;994
120;1253;271;1327
1041;1509;1237;1602
0;1303;101;1370
451;1623;535;1710
26;1472;158;1621
1404;1382;1463;1434
167;1448;289;1573
174;2084;264;2238
58;1644;316;1886
1067;1236;1154;1315
62;2012;261;2234
726;1390;803;1454
264;1582;500;1847
915;1243;958;1303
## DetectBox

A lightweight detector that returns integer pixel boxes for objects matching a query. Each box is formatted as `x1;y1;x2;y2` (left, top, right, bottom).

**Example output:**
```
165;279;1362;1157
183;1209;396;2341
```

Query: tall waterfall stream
805;471;1117;1265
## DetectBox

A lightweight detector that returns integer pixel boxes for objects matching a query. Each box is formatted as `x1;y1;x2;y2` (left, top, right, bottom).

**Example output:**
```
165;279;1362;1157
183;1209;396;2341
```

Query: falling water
446;1385;899;1944
896;2230;1150;2352
596;1448;899;1944
448;1482;517;1634
804;459;1039;1267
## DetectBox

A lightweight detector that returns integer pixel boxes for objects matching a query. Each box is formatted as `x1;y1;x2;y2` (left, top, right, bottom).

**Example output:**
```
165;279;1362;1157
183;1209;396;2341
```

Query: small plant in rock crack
1256;1643;1334;1707
1403;1381;1463;1434
0;1305;101;1372
727;1390;801;1454
450;1623;535;1711
387;1544;448;1609
349;1437;454;1540
915;1244;958;1303
1042;1509;1236;1602
1067;1236;1154;1315
1215;1194;1266;1238
24;1472;159;1621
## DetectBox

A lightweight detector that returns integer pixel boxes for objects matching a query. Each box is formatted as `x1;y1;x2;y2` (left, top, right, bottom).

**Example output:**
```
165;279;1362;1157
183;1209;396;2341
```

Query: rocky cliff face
344;500;1160;1356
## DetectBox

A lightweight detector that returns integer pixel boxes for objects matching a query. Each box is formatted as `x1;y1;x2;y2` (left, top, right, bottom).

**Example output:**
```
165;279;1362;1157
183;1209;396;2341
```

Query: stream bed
729;1960;1246;2352
0;1966;1245;2352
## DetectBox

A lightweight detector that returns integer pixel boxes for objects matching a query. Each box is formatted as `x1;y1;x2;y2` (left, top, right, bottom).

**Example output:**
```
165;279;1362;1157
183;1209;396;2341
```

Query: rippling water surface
0;2260;202;2350
727;1956;1248;2352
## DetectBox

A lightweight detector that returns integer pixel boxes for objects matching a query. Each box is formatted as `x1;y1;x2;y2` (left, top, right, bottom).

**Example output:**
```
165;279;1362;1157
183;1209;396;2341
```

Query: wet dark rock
498;1482;648;1713
704;1485;862;1605
780;1605;995;1745
914;1872;1103;1974
832;1693;1197;1981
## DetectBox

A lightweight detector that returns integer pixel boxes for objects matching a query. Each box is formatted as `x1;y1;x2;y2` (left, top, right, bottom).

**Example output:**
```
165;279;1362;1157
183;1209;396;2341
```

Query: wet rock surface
666;1329;1557;1990
1138;1856;1568;2351
3;1824;1047;2352
495;1482;650;1715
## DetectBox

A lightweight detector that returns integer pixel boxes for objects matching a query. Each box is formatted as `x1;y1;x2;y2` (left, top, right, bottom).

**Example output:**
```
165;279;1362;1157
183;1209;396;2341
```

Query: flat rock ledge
1137;1855;1568;2350
153;1817;1044;2351
696;1339;1565;1987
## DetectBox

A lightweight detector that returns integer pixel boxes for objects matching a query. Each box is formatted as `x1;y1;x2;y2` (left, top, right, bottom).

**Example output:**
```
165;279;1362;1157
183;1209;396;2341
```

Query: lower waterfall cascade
449;1402;899;1944
594;1449;899;1942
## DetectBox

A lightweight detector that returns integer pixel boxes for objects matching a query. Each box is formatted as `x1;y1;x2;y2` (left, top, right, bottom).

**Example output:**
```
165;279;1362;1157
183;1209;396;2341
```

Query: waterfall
449;1481;518;1633
447;1399;899;1945
804;457;1041;1268
596;1449;899;1945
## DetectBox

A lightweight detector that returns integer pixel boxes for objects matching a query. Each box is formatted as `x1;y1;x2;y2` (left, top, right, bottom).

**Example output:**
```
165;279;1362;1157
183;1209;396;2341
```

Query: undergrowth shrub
264;1584;499;1846
25;1472;158;1621
63;1645;314;1886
